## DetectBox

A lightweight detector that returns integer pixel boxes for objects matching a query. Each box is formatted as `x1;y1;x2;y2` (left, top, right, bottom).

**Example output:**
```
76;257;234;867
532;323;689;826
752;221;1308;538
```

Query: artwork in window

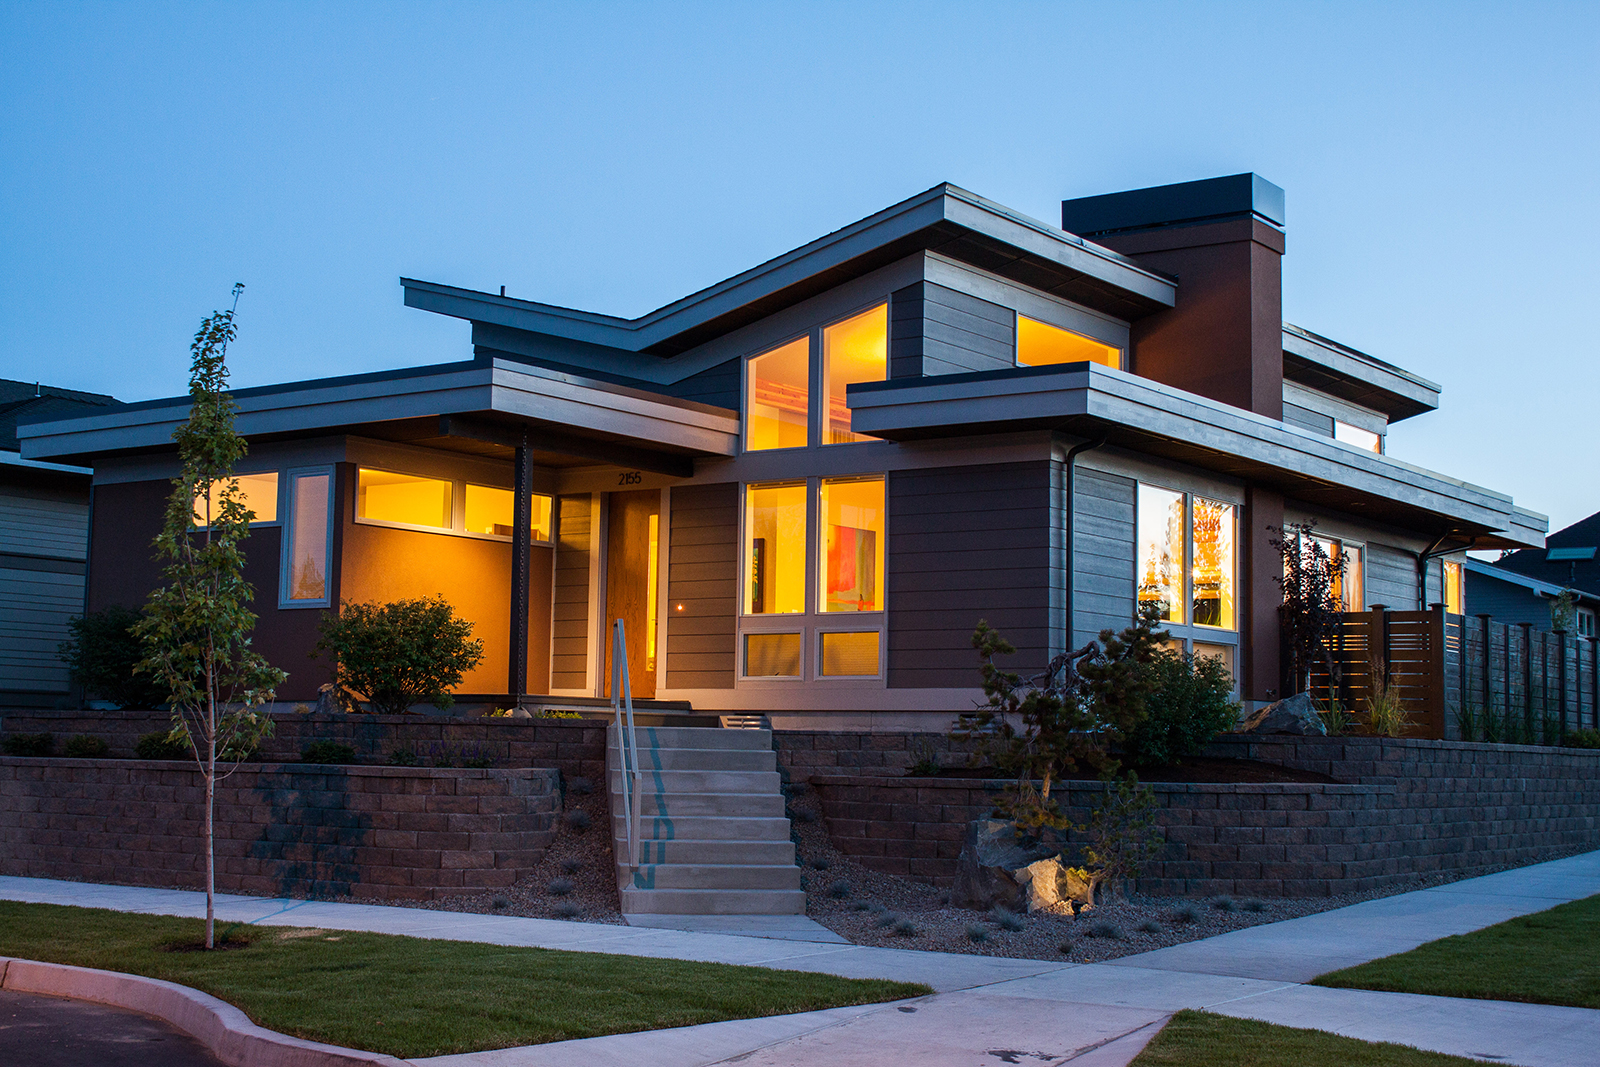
744;482;806;614
286;473;330;602
1191;498;1236;629
1334;421;1382;453
820;631;880;676
744;632;801;677
1016;316;1121;369
1137;485;1186;624
358;468;451;529
823;304;887;445
1443;559;1464;615
746;337;810;451
464;483;553;540
193;471;278;526
820;476;884;612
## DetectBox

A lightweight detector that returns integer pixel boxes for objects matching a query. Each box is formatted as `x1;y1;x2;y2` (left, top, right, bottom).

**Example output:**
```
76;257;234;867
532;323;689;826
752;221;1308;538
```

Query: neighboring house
1;379;122;704
1476;509;1600;638
17;174;1546;725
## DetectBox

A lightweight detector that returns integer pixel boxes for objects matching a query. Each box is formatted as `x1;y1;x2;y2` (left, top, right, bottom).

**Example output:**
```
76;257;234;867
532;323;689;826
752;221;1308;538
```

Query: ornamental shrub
1121;651;1241;767
301;740;357;764
62;735;110;758
314;596;484;715
2;732;54;757
135;731;190;760
58;606;169;709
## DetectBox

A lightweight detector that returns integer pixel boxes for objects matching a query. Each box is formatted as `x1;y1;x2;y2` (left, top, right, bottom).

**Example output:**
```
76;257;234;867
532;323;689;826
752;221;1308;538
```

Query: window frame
278;465;336;610
741;333;813;454
1333;419;1383;454
1576;608;1596;639
191;470;282;529
353;465;553;545
461;481;555;545
1014;312;1126;371
814;626;886;681
1134;482;1242;684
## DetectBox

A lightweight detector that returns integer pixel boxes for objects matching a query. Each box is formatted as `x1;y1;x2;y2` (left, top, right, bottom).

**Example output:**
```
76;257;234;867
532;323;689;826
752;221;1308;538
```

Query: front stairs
607;724;804;916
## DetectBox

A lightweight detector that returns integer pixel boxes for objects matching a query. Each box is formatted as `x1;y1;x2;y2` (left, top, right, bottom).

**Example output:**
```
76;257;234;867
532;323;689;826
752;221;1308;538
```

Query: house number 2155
617;470;643;486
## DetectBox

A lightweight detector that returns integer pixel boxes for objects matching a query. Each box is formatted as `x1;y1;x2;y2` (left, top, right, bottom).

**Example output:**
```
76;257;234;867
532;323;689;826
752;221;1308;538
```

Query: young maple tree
136;284;285;949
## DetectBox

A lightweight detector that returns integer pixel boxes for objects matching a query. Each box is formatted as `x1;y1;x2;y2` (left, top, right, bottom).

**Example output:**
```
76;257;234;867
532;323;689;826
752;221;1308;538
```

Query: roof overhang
848;362;1544;550
17;360;738;477
1282;324;1440;422
402;184;1177;358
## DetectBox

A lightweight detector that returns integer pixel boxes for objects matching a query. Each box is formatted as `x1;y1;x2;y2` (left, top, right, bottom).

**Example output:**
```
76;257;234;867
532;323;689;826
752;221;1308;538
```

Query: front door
603;489;660;698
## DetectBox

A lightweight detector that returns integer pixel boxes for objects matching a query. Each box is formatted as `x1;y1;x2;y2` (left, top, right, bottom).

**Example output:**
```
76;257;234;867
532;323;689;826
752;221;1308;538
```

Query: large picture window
1137;485;1237;632
1191;499;1237;629
746;337;810;451
819;476;884;613
822;305;887;445
744;481;807;614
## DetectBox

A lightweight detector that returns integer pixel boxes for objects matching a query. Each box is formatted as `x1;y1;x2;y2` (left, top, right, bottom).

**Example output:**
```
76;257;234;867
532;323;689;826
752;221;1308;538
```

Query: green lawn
1313;892;1600;1009
1131;1011;1492;1067
0;901;929;1058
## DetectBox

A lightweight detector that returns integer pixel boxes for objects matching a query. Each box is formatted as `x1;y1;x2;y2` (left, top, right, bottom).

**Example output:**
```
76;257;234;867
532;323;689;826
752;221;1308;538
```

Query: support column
1243;485;1284;706
509;433;532;701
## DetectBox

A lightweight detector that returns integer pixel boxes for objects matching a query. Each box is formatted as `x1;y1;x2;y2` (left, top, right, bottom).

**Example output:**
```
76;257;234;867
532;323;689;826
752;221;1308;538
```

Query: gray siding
1071;468;1137;648
889;281;1014;379
887;462;1050;688
665;483;737;689
551;495;592;690
1283;403;1334;437
662;358;741;411
0;565;80;692
1365;542;1417;610
1464;572;1561;630
0;490;88;561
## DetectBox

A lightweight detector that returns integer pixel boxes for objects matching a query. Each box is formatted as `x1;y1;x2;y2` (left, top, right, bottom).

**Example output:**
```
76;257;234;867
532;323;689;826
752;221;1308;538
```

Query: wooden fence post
1426;602;1447;739
1518;622;1533;741
1477;614;1494;724
1556;630;1569;741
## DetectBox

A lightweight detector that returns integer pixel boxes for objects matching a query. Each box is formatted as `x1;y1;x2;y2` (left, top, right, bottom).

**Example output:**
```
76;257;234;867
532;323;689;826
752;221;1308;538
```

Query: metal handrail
610;619;643;870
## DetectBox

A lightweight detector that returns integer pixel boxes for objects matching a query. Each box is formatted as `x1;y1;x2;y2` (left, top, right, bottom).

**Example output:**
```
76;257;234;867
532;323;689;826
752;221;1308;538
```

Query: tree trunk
205;694;215;950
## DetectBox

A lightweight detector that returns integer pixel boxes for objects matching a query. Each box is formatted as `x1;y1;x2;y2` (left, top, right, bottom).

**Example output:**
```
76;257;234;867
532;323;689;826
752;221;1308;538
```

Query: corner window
1334;421;1382;453
1442;559;1464;615
357;468;451;530
744;481;807;614
1137;485;1238;632
193;471;278;527
281;469;333;607
745;337;810;451
464;483;553;541
820;475;885;612
1017;316;1121;370
822;305;887;445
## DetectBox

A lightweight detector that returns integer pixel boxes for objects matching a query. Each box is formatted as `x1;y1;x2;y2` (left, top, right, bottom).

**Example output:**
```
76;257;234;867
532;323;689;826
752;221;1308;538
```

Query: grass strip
1131;1010;1492;1067
0;900;929;1058
1312;892;1600;1009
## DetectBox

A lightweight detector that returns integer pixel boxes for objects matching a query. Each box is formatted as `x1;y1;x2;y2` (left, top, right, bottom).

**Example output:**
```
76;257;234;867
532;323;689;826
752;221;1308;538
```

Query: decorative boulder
1013;857;1095;913
950;819;1057;910
1237;692;1326;736
313;683;358;716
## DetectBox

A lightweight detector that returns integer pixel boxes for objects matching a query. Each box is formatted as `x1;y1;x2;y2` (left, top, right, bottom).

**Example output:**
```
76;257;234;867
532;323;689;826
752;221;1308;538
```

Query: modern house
1;379;122;704
16;174;1546;726
1469;510;1600;637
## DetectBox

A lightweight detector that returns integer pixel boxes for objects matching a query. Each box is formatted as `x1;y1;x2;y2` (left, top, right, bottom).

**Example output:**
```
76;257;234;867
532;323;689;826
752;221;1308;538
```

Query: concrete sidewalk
3;850;1598;1066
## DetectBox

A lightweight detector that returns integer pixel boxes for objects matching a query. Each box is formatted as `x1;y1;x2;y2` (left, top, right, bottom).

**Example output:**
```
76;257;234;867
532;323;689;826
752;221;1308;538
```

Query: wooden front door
603;490;660;698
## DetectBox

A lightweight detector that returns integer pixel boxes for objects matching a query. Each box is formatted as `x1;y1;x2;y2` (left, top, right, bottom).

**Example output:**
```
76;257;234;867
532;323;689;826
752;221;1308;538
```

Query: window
819;631;881;677
282;470;332;607
1193;641;1236;681
464;483;553;541
1137;485;1187;624
1016;316;1121;369
192;471;278;527
746;337;810;451
1442;559;1464;615
744;482;807;614
1191;498;1237;629
1312;537;1365;612
820;476;885;613
744;632;801;677
1578;609;1596;639
1334;421;1382;453
822;305;887;445
1138;486;1238;632
357;468;451;529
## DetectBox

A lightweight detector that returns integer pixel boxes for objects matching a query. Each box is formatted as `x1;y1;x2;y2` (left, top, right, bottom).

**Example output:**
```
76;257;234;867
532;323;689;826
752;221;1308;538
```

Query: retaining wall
807;735;1600;897
0;758;560;901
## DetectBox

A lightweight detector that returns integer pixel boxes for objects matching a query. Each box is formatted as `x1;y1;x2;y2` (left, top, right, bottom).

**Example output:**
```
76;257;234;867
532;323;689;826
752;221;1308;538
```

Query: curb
0;956;411;1067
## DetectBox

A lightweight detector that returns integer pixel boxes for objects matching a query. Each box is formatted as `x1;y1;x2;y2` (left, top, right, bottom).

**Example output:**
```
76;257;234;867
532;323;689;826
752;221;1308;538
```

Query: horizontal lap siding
551;496;592;690
0;567;80;690
663;358;740;411
1366;542;1417;610
667;483;736;689
1073;469;1136;648
888;462;1049;688
889;282;1014;379
0;492;89;561
1282;403;1334;436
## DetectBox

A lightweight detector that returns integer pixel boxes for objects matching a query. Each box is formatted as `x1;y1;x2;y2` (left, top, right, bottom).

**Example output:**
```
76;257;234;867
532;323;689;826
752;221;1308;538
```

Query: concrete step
608;747;777;772
608;725;773;751
628;838;796;866
613;813;794;841
618;886;807;916
608;769;782;794
615;790;787;818
628;863;802;891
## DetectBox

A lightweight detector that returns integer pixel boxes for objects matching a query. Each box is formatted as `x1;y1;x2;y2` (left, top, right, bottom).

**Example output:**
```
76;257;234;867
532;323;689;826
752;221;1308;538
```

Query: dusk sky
2;1;1596;529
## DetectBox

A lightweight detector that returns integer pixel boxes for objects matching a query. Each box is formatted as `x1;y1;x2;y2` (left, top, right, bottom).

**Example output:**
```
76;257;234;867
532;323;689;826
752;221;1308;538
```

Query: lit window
1309;536;1364;612
746;337;810;451
646;513;660;673
823;305;887;445
1016;316;1121;369
1137;485;1186;624
1192;641;1236;684
744;632;801;677
284;471;330;603
193;472;278;526
1334;421;1382;453
744;482;807;614
1443;559;1464;615
819;631;880;676
1191;498;1236;629
357;468;451;529
820;476;885;612
464;484;553;541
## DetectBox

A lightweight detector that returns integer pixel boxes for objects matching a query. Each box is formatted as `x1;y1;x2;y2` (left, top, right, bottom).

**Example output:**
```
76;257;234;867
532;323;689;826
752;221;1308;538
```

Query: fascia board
849;365;1525;536
403;185;1176;352
0;449;92;476
487;362;738;455
1281;325;1441;420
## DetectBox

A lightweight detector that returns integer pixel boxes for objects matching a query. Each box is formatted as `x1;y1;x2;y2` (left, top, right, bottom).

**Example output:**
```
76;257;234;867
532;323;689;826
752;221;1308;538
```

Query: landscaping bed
911;757;1341;784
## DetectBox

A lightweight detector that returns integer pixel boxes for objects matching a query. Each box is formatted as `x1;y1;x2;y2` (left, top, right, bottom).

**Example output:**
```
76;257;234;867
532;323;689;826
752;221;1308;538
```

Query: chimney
1062;173;1285;420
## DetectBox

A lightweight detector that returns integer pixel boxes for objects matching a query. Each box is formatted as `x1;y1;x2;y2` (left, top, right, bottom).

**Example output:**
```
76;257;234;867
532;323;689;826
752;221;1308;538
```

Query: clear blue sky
2;1;1596;529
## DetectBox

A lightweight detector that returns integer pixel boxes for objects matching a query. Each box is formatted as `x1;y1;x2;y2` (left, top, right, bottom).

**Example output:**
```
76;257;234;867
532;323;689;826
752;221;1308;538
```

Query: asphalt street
0;987;226;1067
